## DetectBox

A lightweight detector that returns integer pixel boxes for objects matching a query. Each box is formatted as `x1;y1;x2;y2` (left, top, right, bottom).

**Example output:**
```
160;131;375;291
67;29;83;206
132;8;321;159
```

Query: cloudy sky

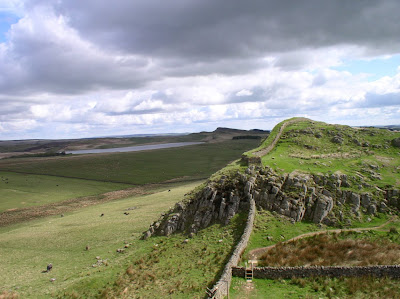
0;0;399;140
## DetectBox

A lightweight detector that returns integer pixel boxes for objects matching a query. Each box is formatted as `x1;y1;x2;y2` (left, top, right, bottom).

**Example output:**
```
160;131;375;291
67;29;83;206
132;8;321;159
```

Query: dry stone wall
209;197;255;299
140;165;400;298
232;265;400;279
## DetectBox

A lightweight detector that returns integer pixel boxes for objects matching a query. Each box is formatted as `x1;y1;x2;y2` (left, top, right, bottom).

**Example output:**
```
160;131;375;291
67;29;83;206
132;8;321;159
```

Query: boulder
367;204;377;215
361;193;371;208
379;202;388;213
331;136;343;144
392;138;400;148
350;193;360;213
312;194;333;223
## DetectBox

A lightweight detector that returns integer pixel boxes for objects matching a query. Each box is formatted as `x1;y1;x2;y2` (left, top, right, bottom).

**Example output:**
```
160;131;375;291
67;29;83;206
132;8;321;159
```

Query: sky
0;0;400;140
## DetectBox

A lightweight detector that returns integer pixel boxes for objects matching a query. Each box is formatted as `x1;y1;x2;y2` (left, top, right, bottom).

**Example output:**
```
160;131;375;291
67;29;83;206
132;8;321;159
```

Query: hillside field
0;171;130;213
0;138;260;297
0;139;259;185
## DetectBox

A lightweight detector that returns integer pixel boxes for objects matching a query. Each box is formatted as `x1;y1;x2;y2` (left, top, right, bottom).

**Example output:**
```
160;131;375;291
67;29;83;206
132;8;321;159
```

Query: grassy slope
0;139;259;298
260;119;400;188
80;213;247;298
230;118;400;298
0;181;201;298
232;211;400;298
0;140;259;185
258;228;400;267
0;171;130;212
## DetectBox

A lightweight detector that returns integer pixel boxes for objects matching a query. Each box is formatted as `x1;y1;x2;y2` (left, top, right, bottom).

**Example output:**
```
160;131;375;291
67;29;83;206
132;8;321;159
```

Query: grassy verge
231;276;400;299
230;277;317;299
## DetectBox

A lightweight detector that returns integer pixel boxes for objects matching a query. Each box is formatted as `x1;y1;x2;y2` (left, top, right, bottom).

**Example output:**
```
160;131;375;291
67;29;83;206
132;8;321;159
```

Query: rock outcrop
142;166;399;239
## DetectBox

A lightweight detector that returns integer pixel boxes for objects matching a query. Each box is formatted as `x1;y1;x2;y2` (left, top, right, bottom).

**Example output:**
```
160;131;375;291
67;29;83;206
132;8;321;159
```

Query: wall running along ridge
141;118;400;296
141;165;400;297
208;197;255;299
241;117;309;166
231;265;400;279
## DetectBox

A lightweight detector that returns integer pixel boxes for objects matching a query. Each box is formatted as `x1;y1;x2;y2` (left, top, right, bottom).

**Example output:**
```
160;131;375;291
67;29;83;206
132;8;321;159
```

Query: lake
65;142;204;154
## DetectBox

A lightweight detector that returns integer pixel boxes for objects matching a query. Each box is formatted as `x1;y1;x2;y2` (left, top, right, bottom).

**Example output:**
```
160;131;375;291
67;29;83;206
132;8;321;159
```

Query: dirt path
248;218;395;260
0;184;163;227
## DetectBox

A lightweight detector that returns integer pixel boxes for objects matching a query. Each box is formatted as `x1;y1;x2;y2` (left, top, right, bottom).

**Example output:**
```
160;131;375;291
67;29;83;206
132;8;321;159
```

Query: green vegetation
0;171;130;212
232;215;400;299
231;276;400;298
5;152;70;159
0;182;203;298
259;228;400;267
76;212;247;298
259;119;400;189
2;118;399;298
0;140;259;185
0;137;257;298
242;210;320;262
230;277;317;299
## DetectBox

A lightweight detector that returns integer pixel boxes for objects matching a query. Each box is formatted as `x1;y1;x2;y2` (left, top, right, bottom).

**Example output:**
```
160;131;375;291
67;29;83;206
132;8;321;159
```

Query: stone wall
209;197;256;299
232;265;400;279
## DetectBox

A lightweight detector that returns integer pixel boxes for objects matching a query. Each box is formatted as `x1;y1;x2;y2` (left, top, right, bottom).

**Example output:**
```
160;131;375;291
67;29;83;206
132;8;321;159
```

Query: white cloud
236;89;253;97
1;1;400;139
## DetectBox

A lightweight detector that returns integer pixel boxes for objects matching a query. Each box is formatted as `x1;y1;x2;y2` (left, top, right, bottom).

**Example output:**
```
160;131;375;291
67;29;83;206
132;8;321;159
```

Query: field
0;171;130;212
231;211;400;298
2;119;400;298
230;276;400;299
0;140;258;185
0;137;259;298
0;181;199;297
0;181;248;298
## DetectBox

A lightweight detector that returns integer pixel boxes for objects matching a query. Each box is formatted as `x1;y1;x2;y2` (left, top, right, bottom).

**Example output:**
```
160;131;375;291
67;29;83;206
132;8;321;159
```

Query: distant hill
0;127;270;156
356;125;400;131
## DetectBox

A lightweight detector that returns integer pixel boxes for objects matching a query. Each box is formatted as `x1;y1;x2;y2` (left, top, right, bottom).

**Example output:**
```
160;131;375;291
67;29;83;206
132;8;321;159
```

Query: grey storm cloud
2;0;400;96
55;0;400;59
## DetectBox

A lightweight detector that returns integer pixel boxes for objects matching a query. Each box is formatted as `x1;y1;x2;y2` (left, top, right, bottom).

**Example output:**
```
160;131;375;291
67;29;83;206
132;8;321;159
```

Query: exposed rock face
312;195;333;223
142;166;398;239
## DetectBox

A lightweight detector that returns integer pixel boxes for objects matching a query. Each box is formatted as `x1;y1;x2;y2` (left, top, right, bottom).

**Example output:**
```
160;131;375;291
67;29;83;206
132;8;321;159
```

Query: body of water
65;142;204;154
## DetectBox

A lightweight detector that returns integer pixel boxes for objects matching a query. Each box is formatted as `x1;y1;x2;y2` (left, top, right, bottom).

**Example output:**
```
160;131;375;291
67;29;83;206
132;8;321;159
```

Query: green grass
230;277;317;298
0;171;130;212
258;119;400;189
258;228;400;267
232;213;400;298
0;140;259;185
231;276;400;299
242;211;394;264
0;181;201;298
74;212;247;298
241;210;320;262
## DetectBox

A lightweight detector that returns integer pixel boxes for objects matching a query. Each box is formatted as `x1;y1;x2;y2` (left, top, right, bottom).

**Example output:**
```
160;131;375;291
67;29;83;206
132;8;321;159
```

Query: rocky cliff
142;165;399;239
